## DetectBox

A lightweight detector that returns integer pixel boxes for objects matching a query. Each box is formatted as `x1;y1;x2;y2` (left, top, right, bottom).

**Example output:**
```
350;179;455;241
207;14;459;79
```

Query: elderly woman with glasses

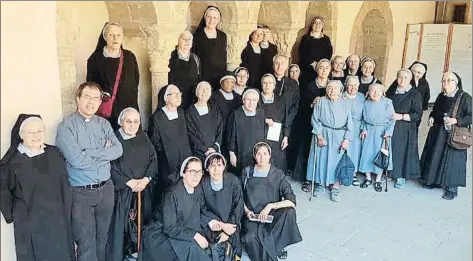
385;68;423;189
199;153;244;260
233;67;250;94
306;80;353;202
87;22;140;130
106;108;158;260
0;115;74;261
149;85;192;196
358;57;382;95
227;88;266;175
241;142;302;261
420;72;472;200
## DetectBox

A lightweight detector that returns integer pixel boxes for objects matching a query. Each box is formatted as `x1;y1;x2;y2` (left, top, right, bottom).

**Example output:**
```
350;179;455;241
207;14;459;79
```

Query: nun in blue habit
358;83;395;192
306;80;353;202
342;76;366;186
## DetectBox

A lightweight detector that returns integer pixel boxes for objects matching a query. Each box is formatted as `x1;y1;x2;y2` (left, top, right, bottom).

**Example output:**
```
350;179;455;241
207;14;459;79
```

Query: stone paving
242;111;472;261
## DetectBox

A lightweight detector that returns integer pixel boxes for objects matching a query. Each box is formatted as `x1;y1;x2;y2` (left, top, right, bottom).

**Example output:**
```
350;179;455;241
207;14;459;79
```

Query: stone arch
291;1;338;64
257;1;293;56
350;1;393;83
56;1;158;118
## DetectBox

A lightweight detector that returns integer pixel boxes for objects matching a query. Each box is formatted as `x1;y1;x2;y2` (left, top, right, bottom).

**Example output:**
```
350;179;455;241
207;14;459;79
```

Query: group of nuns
1;4;471;261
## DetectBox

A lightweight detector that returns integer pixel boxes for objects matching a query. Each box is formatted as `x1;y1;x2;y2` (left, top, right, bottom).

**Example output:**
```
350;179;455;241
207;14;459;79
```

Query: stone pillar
466;2;472;24
226;23;255;72
272;27;300;58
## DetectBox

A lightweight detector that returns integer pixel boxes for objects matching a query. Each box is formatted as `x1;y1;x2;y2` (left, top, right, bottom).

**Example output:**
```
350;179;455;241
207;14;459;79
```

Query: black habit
185;104;224;161
359;76;382;95
260;42;278;77
386;87;423;180
240;165;302;261
106;130;158;261
0;115;74;261
293;80;327;181
409;61;431;111
193;29;227;90
420;90;472;188
274;76;300;141
298;34;333;84
200;173;245;257
226;107;266;175
87;26;140;130
168;49;202;109
241;42;263;90
148;108;192;195
260;94;289;172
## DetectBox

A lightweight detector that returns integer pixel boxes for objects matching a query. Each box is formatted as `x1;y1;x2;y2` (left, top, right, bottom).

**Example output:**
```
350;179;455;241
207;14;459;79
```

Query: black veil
195;5;222;33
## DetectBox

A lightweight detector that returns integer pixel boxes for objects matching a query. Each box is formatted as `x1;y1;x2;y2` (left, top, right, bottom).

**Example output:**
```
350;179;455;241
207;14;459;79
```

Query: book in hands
248;213;274;223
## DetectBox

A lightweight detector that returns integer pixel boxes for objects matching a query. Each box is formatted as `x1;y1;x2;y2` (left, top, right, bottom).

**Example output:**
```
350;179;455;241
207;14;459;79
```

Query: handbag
335;149;355;187
447;92;472;150
373;138;389;169
97;52;124;118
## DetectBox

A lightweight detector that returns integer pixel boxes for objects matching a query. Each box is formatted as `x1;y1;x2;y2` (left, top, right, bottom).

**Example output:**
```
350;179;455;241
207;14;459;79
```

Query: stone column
272;27;300;59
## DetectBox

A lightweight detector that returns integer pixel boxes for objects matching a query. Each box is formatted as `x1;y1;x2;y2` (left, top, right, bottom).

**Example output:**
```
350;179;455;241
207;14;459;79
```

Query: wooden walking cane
309;137;317;202
137;191;142;252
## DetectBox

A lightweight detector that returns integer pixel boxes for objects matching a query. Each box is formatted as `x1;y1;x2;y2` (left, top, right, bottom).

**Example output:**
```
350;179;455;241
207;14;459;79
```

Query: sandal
352;176;360;186
302;181;311;193
374;182;382;192
360;179;372;189
277;249;288;259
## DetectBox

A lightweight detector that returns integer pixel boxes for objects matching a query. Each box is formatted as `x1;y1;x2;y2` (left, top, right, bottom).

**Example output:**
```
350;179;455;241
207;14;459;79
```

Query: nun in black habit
260;25;279;77
420;72;472;200
193;6;228;90
260;74;290;173
139;157;212;261
241;142;302;261
358;57;382;95
148;85;192;196
168;30;202;109
0;115;74;261
410;62;431;128
185;81;224;162
87;22;140;130
106;108;158;261
227;88;266;176
240;28;264;90
200;153;244;259
385;68;423;189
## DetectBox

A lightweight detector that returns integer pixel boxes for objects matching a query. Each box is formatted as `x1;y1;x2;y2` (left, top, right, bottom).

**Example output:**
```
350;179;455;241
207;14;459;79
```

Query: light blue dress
342;92;365;172
358;97;396;174
306;97;353;185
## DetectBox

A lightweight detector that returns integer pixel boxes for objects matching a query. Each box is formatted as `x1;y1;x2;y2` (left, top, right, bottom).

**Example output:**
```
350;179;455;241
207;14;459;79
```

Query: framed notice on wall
402;23;472;102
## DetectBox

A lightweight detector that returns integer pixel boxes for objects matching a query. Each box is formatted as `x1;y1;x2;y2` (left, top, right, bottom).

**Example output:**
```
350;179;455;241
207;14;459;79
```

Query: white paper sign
267;122;282;141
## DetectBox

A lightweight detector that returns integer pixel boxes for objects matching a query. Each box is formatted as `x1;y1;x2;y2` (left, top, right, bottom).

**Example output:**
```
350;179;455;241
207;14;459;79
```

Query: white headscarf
179;156;202;177
204;152;227;169
164;85;179;103
117;107;140;126
19;116;43;136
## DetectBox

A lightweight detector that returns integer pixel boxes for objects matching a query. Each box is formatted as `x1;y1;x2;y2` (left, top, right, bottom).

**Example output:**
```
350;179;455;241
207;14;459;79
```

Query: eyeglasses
124;120;140;125
22;130;45;136
82;95;102;102
441;79;456;83
185;169;203;177
167;92;182;97
244;98;258;103
236;75;248;79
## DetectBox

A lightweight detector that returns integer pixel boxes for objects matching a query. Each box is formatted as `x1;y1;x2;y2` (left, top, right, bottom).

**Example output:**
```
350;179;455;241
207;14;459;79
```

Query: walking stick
309;136;317;201
137;191;142;252
384;138;389;192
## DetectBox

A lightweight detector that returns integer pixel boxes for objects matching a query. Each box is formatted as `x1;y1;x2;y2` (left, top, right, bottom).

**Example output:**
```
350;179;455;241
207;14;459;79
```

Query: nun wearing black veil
87;22;140;130
192;6;228;90
105;108;158;261
0;114;75;261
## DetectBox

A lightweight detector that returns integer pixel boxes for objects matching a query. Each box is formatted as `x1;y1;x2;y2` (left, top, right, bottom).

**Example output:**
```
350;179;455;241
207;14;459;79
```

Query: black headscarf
195;5;222;33
453;72;463;90
408;61;428;79
0;114;42;166
93;22;124;53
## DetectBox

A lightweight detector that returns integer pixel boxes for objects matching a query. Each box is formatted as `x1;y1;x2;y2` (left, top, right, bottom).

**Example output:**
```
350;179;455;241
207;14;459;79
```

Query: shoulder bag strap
451;91;464;118
111;52;124;99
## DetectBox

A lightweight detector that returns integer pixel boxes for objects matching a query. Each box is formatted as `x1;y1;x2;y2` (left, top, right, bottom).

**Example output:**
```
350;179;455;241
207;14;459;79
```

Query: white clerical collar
220;89;234;100
162;106;179;120
103;46;121;58
233;86;246;95
119;128;136;140
242;106;256;116
17;143;45;157
395;85;412;94
444;88;459;97
344;92;357;99
361;75;374;84
210;179;224;192
262;93;274;104
194;104;209;116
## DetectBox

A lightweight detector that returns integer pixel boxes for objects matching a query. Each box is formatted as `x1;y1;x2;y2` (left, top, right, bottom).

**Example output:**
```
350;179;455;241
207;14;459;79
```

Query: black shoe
422;183;435;189
277;249;288;260
442;190;458;200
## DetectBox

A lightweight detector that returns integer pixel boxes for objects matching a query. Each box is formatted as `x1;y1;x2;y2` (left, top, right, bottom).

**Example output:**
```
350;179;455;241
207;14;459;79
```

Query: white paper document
267;122;282;141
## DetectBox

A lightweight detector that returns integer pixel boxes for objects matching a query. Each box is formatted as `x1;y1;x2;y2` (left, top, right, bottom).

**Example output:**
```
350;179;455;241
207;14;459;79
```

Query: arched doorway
350;2;393;83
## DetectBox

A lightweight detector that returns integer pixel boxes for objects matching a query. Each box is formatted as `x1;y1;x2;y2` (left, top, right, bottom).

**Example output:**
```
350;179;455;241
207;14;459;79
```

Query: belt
321;123;347;131
76;181;106;189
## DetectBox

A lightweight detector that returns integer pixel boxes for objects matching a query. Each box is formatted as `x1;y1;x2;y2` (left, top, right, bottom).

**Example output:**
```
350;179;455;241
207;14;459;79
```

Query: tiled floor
242;110;472;261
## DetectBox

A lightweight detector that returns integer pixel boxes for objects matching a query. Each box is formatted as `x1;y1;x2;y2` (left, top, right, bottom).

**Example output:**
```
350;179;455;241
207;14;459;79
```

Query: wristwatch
145;177;152;182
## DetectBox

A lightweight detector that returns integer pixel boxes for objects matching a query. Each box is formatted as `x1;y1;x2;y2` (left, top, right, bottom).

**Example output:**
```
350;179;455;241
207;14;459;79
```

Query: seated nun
168;30;202;109
0;115;74;261
87;22;140;130
106;108;158;261
200;153;244;259
148;84;192;196
358;84;395;192
227;88;266;175
306;80;353;202
342;76;366;186
241;142;302;261
233;66;250;95
260;73;290;173
139;157;211;261
185;81;223;161
358;57;382;95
